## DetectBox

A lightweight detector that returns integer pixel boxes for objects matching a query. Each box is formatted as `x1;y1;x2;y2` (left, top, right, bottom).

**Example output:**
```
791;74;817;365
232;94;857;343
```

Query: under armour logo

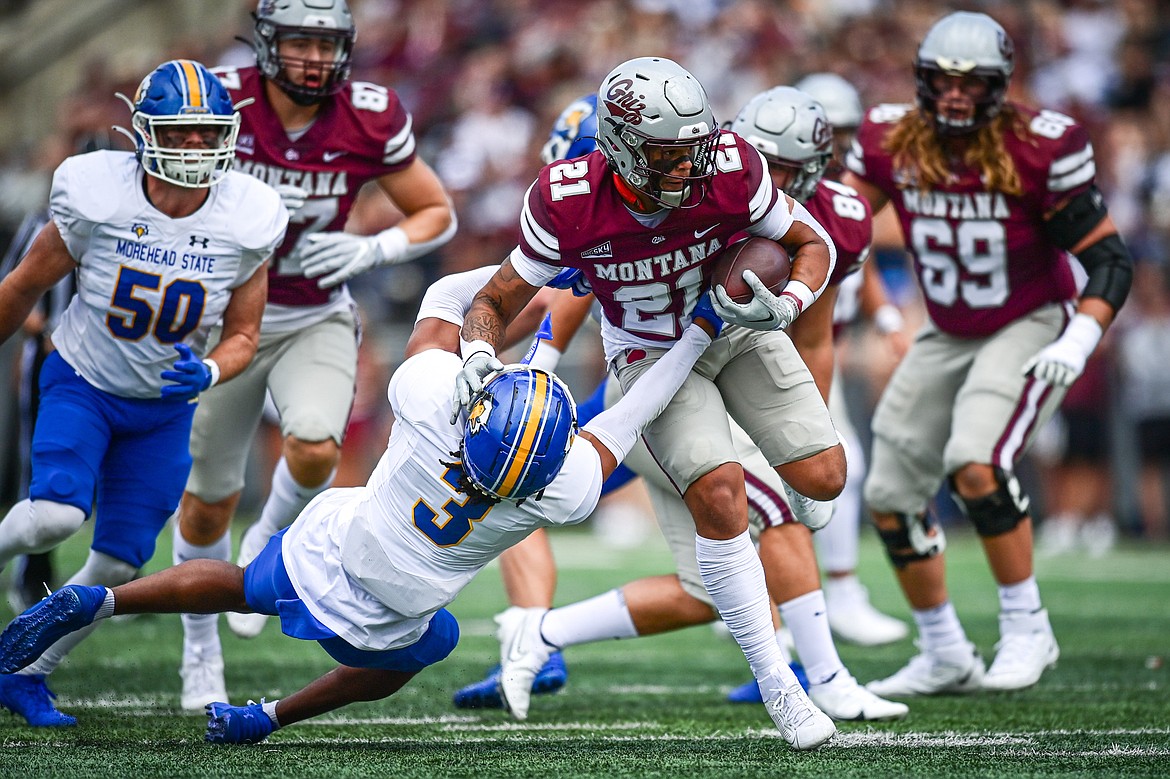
189;235;210;248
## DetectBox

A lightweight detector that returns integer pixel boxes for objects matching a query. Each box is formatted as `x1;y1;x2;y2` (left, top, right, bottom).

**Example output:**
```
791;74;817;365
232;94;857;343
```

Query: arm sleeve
583;324;711;462
414;265;500;325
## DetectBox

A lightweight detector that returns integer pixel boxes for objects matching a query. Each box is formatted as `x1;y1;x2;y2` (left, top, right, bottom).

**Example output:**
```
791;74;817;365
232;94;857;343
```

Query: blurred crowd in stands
3;0;1170;551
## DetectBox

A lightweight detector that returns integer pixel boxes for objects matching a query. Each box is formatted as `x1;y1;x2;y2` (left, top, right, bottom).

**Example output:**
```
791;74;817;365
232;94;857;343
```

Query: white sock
694;531;786;683
256;457;334;537
24;551;136;676
96;588;116;620
997;576;1042;615
540;589;638;648
814;435;863;573
780;590;844;686
262;699;281;727
775;629;793;665
913;601;968;654
173;524;232;653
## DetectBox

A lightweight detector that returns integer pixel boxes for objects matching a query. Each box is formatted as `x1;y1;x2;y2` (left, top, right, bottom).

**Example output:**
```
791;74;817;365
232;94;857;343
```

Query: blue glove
547;268;593;297
690;291;724;337
161;344;213;399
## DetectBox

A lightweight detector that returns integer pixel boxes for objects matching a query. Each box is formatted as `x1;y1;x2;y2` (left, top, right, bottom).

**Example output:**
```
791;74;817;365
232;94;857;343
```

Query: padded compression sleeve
415;265;498;325
584;325;711;463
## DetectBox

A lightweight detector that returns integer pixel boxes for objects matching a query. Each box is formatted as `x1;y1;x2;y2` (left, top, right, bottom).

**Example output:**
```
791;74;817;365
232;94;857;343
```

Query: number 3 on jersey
107;266;206;343
413;467;496;547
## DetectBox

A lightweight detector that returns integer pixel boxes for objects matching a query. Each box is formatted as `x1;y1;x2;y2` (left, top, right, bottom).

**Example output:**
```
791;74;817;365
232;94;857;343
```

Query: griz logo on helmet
604;79;648;125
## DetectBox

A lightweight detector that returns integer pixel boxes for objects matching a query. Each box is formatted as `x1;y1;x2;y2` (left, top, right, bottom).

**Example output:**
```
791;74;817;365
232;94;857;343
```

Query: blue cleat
0;673;77;727
0;585;106;674
727;662;809;703
453;651;567;709
205;700;276;744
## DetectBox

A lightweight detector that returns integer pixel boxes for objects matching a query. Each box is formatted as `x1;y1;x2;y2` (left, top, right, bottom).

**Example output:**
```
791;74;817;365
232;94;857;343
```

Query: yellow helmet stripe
497;371;549;496
177;59;204;108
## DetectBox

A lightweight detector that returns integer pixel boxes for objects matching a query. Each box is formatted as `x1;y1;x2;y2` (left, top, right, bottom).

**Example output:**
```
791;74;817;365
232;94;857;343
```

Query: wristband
874;304;904;335
780;279;816;313
374;226;410;264
202;358;221;388
459;338;496;361
527;343;563;373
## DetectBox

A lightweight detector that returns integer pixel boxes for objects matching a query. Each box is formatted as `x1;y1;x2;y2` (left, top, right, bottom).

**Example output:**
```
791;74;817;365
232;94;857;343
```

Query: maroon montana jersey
514;131;790;345
807;178;872;288
847;102;1089;338
211;66;416;306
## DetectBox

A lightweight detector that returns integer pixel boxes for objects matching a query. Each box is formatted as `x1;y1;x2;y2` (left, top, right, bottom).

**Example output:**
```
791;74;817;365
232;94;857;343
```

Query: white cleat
763;671;836;750
825;578;909;647
496;607;555;721
180;645;227;712
982;609;1059;691
225;524;272;639
809;671;909;721
866;641;985;698
782;482;833;531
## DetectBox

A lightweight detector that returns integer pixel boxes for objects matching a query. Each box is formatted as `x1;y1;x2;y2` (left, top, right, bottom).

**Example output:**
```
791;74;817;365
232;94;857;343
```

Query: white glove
712;271;803;332
300;227;410;289
1021;313;1103;387
274;183;308;216
450;350;504;424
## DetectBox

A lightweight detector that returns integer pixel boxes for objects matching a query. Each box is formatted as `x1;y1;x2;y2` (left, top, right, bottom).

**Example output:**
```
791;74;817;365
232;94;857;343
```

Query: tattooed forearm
462;298;506;348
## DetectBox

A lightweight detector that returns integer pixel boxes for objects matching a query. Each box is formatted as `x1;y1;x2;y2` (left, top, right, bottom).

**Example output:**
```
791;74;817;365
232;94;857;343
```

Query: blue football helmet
117;60;240;188
461;366;578;501
540;93;599;164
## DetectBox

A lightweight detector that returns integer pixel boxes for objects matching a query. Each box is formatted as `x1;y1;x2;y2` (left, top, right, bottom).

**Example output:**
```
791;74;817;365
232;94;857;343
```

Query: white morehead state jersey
50;150;286;398
282;348;603;651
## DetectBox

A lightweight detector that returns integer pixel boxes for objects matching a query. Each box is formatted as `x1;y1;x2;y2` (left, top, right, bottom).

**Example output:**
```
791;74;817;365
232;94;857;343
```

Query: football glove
690;291;724;337
273;183;307;216
450;350;504;424
1022;313;1103;387
547;268;593;297
300;228;410;289
712;271;802;332
160;344;214;400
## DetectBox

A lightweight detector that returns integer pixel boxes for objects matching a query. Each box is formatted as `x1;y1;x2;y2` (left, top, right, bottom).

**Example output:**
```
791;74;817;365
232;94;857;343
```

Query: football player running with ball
842;11;1133;695
454;57;846;750
0;60;286;727
173;0;456;710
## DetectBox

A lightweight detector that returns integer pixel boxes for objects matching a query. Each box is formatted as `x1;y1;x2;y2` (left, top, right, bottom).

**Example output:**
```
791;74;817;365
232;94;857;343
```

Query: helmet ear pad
460;367;578;501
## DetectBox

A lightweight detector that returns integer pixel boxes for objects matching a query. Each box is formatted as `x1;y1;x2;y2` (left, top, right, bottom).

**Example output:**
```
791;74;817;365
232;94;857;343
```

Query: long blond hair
883;106;1027;196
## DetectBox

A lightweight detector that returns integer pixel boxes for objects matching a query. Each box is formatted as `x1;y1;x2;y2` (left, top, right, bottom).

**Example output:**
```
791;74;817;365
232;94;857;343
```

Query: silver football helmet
794;73;863;131
915;11;1014;134
254;0;355;106
596;57;719;209
728;86;832;203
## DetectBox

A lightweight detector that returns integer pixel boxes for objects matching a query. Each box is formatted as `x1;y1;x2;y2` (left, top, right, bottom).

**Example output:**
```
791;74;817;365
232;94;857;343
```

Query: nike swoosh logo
323;150;347;162
694;225;719;239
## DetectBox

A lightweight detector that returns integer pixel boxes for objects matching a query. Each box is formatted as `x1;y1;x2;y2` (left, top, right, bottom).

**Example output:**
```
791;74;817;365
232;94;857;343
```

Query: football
710;238;791;304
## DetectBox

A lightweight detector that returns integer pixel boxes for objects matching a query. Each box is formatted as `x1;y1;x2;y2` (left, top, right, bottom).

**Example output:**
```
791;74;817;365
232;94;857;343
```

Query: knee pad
27;500;87;550
949;467;1030;537
877;512;947;569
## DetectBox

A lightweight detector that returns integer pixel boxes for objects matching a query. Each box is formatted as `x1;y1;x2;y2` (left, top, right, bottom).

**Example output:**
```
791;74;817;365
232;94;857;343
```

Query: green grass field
0;519;1166;778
